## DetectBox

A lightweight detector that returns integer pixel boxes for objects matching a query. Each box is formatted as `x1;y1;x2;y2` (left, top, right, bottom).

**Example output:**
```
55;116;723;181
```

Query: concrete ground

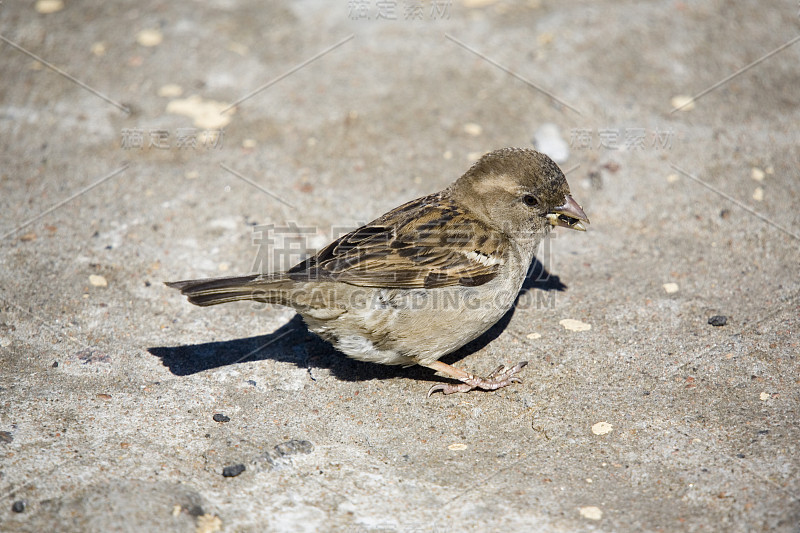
1;0;799;531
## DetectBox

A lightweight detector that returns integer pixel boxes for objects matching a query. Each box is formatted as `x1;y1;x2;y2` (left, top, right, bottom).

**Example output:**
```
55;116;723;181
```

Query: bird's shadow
148;257;567;384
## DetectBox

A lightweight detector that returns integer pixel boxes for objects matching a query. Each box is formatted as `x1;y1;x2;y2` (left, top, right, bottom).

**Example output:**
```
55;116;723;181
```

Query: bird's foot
427;361;528;396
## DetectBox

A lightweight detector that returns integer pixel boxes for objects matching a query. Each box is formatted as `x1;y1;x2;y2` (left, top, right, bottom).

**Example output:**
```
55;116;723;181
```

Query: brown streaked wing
286;193;508;289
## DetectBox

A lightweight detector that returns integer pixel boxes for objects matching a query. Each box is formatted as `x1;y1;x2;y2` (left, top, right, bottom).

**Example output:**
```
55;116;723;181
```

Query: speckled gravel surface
1;1;799;531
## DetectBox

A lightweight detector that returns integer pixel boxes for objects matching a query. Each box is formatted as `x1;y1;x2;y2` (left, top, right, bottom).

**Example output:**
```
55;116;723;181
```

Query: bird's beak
546;195;589;231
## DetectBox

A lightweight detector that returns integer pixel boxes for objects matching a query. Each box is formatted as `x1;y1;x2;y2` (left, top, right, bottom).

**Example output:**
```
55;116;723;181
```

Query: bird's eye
523;194;539;207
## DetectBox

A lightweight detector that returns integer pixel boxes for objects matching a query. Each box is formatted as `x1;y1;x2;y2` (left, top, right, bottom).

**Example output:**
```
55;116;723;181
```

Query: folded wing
287;193;508;289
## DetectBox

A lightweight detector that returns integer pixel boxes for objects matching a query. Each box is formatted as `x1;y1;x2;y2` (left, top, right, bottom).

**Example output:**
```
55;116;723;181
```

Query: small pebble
670;95;695;110
196;514;223;533
212;413;230;423
136;29;163;47
274;439;314;457
12;500;26;513
35;0;63;14
464;0;499;7
579;506;603;520
752;187;764;202
532;123;569;163
89;274;108;287
708;315;727;327
759;392;770;401
185;505;205;517
222;464;245;477
166;95;234;129
663;282;679;294
463;123;483;136
591;422;613;435
228;42;249;55
448;443;468;451
251;451;277;471
526;332;542;340
0;431;13;444
666;173;679;183
52;361;59;368
559;318;591;332
157;84;183;98
585;170;603;190
602;161;620;173
537;32;554;45
90;42;106;56
750;167;765;181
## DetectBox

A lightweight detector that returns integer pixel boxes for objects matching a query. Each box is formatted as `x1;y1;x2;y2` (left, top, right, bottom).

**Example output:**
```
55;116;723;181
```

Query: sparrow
167;148;588;396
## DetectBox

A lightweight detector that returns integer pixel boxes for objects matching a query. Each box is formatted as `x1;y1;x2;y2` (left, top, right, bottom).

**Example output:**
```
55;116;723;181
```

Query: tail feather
165;274;294;307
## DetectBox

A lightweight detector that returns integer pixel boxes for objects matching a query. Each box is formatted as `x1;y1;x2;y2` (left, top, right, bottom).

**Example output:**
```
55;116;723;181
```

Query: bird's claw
427;382;474;397
427;361;528;396
486;365;506;379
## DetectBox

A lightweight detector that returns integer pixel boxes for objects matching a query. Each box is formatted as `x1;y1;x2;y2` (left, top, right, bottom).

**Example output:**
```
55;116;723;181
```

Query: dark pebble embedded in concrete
212;413;230;423
708;315;727;327
12;500;26;513
222;464;245;477
0;431;13;444
185;505;205;517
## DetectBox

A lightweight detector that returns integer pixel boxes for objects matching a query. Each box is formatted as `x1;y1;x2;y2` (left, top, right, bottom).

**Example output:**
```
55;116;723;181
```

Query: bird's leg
424;360;528;396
